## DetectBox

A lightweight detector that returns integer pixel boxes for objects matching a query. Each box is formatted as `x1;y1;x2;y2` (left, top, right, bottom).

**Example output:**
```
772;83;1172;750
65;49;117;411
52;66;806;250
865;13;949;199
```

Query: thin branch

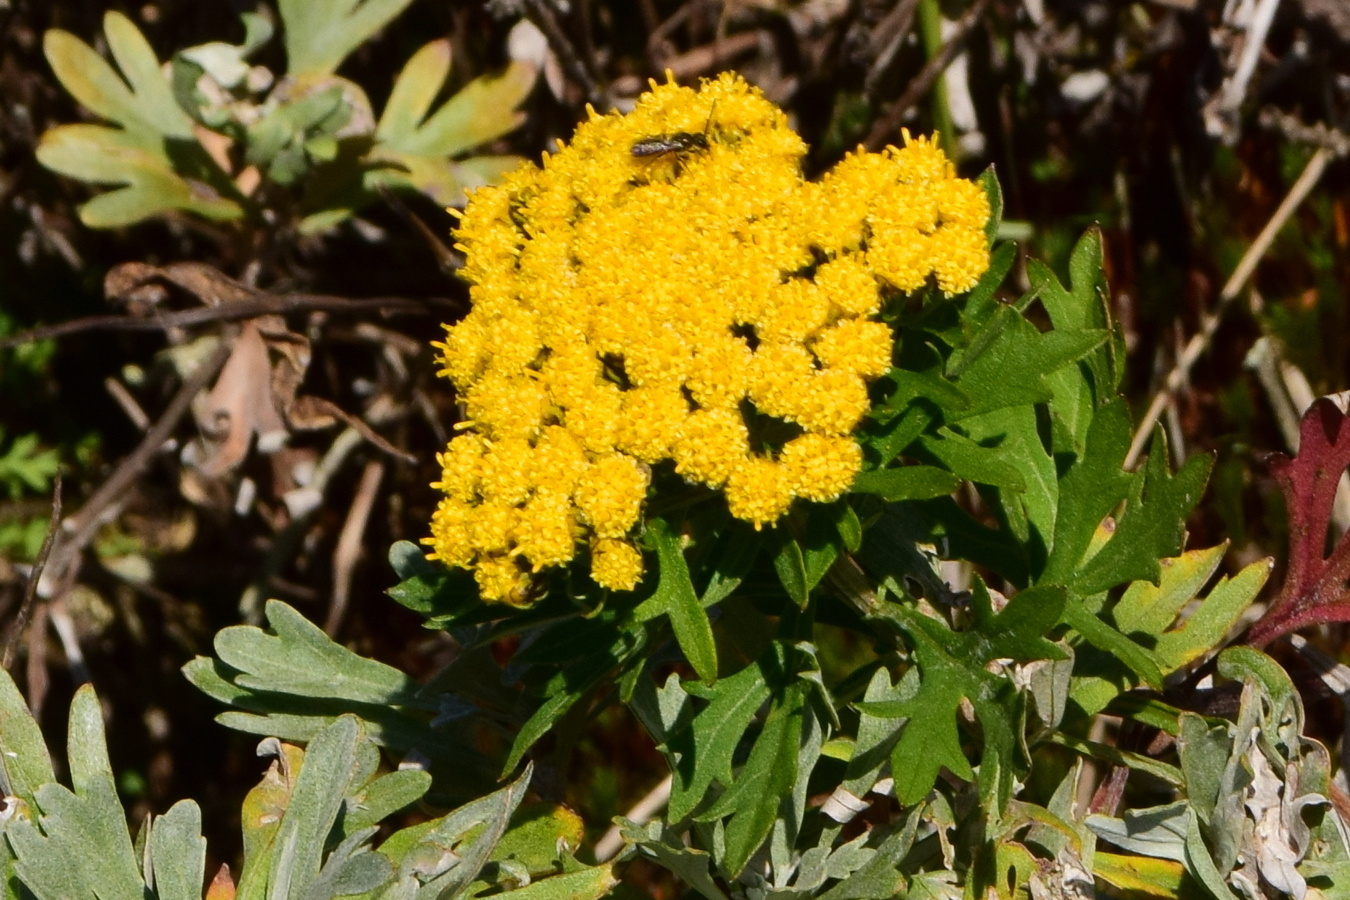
593;773;673;862
41;344;232;601
663;30;764;80
240;426;365;622
863;0;923;106
1124;146;1333;468
521;0;603;105
864;0;992;151
3;476;61;671
325;459;385;637
0;293;447;350
646;2;694;72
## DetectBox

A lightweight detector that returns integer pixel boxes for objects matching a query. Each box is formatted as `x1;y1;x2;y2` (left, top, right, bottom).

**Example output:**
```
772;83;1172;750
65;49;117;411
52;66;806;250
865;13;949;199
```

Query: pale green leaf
102;11;193;137
376;40;452;145
489;864;617;900
0;666;54;807
1114;544;1228;636
1153;559;1270;671
7;686;145;900
264;716;364;897
45;29;147;135
386;61;535;158
213;599;426;707
281;0;416;76
147;801;207;900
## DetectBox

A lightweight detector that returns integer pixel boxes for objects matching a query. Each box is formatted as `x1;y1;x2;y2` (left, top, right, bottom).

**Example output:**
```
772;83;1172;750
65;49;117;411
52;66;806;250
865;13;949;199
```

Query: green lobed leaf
851;466;959;502
1152;559;1270;672
697;683;806;877
37;124;243;227
953;404;1056;579
840;668;918;800
666;656;776;822
642;517;718;682
972;581;1069;664
1114;544;1227;636
44;13;193;139
1071;431;1212;595
946;306;1108;420
885;658;976;805
1029;227;1119;410
102;11;195;137
1038;397;1133;586
186;655;493;785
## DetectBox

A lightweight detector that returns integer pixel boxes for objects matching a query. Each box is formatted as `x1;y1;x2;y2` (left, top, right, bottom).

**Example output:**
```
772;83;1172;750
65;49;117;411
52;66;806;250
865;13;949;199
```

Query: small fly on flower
631;103;716;159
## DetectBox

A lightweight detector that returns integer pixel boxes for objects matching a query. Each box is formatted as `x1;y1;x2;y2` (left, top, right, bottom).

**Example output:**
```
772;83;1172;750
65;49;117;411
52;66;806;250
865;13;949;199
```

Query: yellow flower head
425;73;990;601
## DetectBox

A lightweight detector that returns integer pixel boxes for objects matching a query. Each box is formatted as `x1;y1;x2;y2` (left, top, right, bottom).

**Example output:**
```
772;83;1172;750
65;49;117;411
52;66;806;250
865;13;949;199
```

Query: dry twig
864;0;992;151
325;459;386;637
0;291;443;350
1124;146;1334;468
3;476;61;671
521;0;603;105
40;344;232;602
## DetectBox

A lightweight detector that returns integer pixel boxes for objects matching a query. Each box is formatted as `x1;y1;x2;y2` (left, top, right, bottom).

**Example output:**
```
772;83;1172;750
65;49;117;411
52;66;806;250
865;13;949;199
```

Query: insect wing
631;136;681;157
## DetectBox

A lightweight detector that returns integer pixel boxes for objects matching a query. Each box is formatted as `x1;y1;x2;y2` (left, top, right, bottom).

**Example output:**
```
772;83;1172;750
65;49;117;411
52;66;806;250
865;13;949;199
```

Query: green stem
917;0;956;156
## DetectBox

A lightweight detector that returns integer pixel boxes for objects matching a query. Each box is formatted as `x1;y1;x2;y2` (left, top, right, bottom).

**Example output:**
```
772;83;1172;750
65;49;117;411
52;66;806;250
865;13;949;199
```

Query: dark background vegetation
2;0;1349;880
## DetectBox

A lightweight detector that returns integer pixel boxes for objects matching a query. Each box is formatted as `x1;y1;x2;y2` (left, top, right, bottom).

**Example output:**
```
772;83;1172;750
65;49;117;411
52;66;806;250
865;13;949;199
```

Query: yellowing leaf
1093;852;1188;897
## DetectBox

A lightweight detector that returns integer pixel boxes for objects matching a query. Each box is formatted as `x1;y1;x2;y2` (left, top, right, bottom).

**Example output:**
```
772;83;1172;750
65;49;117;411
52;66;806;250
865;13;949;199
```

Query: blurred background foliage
1;0;1349;888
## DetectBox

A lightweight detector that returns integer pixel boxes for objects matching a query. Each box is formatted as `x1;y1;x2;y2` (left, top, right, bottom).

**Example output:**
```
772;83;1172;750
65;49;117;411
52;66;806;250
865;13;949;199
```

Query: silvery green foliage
0;663;612;900
38;3;536;231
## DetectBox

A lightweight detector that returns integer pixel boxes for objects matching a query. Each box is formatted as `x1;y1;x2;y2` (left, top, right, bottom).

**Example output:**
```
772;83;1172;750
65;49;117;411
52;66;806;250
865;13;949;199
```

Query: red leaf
1248;396;1350;646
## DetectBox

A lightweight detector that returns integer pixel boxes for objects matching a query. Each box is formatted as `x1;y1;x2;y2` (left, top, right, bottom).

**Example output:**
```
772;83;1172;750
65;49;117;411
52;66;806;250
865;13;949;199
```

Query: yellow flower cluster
425;72;990;603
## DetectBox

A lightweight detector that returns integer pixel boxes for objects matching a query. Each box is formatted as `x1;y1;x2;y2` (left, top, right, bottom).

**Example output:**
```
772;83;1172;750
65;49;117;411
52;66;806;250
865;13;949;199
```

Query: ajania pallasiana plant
424;73;990;603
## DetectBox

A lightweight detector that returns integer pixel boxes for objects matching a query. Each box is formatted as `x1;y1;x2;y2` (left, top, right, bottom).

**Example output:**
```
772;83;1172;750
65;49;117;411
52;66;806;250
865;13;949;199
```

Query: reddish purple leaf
1248;396;1350;646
